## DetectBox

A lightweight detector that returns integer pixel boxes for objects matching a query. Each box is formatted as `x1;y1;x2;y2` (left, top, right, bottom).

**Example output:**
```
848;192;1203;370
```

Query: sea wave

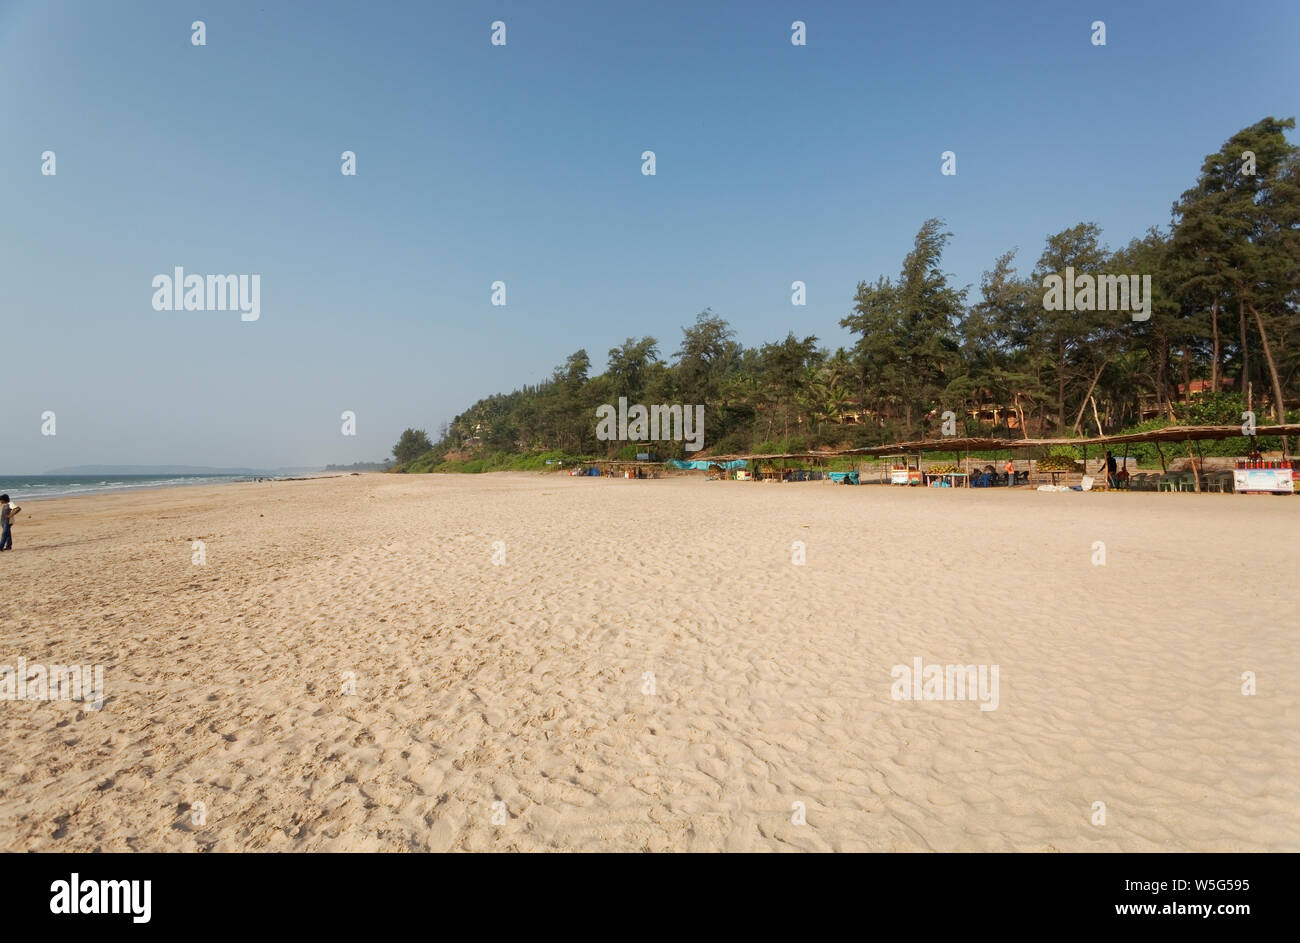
0;475;249;501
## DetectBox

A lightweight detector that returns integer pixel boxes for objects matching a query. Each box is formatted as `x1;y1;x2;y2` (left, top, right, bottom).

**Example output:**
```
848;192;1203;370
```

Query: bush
392;428;434;464
709;431;750;456
753;436;809;456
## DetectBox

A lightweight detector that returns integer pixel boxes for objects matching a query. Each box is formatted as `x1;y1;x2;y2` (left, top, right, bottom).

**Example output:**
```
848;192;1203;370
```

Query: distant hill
323;461;392;471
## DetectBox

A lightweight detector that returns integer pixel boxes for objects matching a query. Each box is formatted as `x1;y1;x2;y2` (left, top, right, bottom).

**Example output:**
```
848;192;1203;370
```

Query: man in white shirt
0;494;20;551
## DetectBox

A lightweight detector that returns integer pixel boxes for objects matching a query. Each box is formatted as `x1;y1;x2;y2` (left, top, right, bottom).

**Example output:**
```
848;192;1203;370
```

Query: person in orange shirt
1003;459;1015;486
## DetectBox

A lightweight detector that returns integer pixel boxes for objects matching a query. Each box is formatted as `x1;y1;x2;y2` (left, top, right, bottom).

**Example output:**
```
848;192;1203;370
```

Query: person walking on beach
0;494;18;551
1101;451;1118;488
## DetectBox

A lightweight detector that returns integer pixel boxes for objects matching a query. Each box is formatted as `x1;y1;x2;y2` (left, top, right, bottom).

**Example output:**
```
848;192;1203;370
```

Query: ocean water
0;474;250;501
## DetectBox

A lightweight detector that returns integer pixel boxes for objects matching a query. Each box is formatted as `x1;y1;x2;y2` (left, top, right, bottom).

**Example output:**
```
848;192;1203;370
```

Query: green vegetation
323;460;393;472
393;119;1300;473
392;429;434;465
398;449;587;474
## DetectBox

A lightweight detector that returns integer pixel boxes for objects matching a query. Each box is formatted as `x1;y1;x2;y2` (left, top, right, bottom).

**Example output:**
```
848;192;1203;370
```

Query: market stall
884;454;924;486
1233;459;1296;494
924;462;967;487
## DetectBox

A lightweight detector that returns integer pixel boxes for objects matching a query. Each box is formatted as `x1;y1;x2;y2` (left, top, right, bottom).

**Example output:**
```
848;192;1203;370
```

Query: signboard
1233;468;1294;493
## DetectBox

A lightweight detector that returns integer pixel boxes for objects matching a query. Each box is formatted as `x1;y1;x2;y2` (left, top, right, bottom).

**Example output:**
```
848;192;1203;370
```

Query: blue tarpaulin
828;471;859;484
668;459;748;471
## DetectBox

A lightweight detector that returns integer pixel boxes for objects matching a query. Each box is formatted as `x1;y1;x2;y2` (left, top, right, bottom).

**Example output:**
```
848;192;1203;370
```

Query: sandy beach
1;472;1297;852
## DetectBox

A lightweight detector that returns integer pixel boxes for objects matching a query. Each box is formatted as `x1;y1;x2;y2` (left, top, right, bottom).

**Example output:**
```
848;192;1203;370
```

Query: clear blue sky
1;0;1296;472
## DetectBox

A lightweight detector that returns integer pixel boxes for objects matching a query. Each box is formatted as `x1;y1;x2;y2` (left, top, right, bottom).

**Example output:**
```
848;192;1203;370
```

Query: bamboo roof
707;424;1300;462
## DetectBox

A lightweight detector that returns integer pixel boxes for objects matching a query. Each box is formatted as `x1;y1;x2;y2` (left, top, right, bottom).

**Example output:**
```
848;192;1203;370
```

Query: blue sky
1;0;1296;472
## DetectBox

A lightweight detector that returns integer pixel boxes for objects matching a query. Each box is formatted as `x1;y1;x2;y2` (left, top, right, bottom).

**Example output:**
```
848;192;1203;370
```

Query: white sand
0;472;1296;851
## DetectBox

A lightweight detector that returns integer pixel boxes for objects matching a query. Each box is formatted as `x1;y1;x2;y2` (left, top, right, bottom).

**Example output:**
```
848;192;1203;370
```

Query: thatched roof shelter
707;424;1300;462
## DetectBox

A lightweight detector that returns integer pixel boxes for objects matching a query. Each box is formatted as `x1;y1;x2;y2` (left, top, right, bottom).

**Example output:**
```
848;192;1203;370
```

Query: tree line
393;117;1299;469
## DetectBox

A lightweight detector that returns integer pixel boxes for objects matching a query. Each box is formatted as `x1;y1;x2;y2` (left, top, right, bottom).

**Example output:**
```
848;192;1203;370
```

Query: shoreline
1;472;350;505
